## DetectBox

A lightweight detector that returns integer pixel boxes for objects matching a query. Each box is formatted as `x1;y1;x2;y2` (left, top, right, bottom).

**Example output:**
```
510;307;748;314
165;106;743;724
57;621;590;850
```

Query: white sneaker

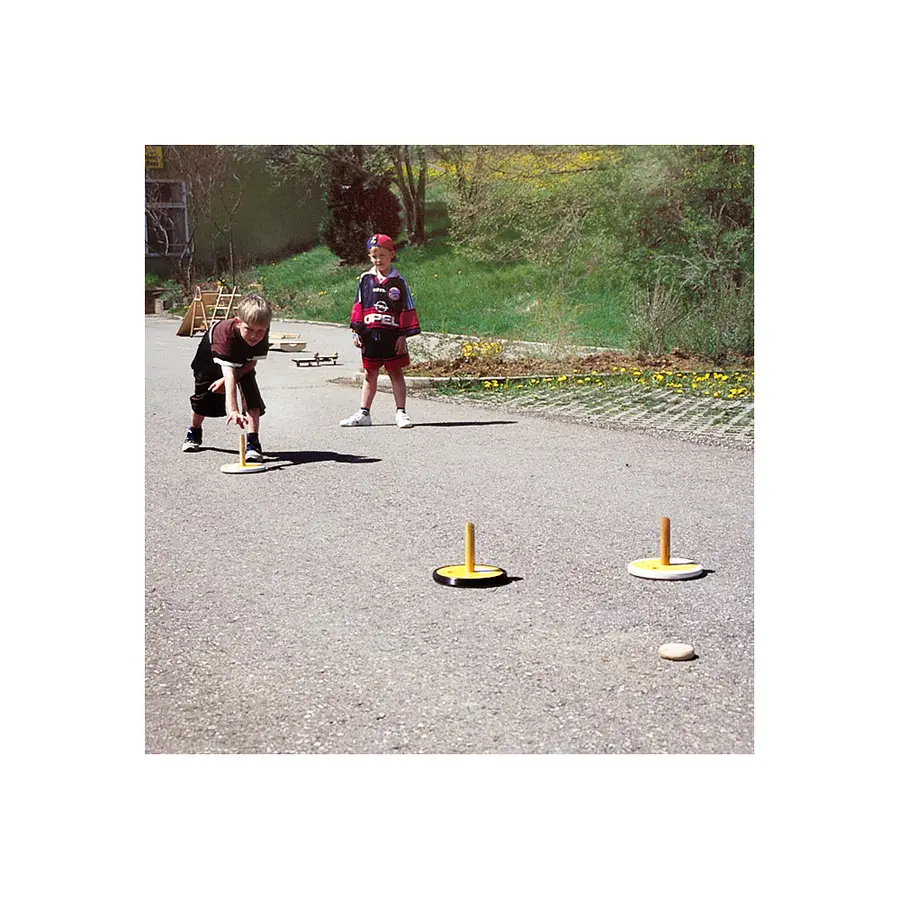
340;410;372;427
395;410;412;428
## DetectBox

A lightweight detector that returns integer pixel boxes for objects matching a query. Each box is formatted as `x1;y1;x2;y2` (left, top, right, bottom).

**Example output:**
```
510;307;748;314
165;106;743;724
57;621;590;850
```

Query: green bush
672;282;754;361
320;167;400;264
626;279;684;355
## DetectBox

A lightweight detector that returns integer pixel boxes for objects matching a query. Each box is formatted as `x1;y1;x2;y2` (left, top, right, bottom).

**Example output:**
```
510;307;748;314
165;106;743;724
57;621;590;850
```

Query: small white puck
659;642;696;661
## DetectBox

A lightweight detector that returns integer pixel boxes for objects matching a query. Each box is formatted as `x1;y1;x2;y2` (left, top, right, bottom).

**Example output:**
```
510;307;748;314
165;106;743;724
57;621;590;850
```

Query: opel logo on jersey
364;297;398;326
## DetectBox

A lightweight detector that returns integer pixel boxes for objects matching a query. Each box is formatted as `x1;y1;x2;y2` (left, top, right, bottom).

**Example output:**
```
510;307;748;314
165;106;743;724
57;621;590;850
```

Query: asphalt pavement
145;316;754;753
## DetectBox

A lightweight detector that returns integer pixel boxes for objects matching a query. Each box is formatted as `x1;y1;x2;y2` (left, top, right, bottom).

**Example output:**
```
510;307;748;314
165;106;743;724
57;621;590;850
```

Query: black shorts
189;369;266;418
360;329;408;370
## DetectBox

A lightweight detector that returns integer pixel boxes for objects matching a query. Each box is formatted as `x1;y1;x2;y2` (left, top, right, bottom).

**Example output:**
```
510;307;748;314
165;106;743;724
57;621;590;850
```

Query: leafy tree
591;145;754;356
150;145;254;288
592;145;753;297
389;145;428;246
264;145;429;253
434;145;619;265
313;146;400;263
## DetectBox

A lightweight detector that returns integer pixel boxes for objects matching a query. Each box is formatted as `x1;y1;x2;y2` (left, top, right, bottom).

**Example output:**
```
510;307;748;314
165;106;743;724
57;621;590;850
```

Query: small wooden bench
293;353;339;367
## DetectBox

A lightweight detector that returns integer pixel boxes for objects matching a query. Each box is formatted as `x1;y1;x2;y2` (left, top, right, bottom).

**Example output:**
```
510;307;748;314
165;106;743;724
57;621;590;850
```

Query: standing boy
181;293;272;460
340;234;421;428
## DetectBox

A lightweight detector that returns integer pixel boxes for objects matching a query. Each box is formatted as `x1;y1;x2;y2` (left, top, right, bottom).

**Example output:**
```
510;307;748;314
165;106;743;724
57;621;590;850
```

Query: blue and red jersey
349;267;420;366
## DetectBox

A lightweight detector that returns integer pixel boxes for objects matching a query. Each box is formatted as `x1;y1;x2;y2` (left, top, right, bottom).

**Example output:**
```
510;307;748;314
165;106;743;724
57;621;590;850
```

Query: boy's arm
222;365;246;428
350;276;365;334
398;277;421;337
350;276;366;347
209;360;255;394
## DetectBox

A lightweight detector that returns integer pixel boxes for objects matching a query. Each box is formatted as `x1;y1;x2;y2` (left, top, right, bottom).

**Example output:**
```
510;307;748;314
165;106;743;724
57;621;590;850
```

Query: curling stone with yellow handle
433;522;509;588
628;516;703;580
220;430;267;475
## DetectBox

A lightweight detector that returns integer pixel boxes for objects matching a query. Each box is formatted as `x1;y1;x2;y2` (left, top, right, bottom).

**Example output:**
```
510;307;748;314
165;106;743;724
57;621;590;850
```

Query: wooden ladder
207;286;240;322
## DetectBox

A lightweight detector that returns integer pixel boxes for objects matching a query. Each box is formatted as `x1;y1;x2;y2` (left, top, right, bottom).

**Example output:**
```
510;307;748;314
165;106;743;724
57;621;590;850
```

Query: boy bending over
181;293;272;461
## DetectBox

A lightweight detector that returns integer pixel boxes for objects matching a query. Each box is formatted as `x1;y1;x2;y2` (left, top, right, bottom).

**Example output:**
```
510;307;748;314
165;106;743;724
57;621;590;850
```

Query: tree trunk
392;145;428;246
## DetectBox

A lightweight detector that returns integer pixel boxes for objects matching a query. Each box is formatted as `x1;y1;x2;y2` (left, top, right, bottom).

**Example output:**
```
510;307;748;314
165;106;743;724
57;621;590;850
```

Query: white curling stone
659;642;696;661
628;557;703;579
220;462;266;474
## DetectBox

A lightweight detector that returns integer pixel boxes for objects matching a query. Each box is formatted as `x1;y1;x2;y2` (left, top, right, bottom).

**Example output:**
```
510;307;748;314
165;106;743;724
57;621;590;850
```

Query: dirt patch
406;349;753;378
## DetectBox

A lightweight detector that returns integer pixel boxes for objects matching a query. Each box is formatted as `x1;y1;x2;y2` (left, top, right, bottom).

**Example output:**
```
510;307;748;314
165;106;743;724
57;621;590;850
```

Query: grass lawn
241;236;632;350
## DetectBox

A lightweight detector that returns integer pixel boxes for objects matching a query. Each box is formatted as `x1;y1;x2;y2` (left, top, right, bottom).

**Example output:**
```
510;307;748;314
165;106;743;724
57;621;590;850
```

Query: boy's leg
183;413;205;451
387;368;407;411
388;369;412;428
244;409;264;460
184;377;211;451
361;368;379;410
184;370;224;451
237;374;266;459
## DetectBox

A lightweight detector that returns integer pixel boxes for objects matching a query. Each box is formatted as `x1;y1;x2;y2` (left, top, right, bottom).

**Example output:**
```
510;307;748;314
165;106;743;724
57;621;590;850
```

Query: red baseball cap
366;234;395;253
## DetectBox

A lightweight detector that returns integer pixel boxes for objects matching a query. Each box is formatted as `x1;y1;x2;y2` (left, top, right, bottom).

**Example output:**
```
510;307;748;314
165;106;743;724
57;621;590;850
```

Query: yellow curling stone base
433;564;508;588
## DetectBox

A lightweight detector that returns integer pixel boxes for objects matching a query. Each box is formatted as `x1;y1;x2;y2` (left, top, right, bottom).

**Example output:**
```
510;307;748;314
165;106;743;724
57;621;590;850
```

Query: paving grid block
420;381;754;449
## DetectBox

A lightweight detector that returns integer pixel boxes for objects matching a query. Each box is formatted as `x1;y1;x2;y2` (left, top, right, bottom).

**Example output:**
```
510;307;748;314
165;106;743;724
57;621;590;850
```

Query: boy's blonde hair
236;293;272;326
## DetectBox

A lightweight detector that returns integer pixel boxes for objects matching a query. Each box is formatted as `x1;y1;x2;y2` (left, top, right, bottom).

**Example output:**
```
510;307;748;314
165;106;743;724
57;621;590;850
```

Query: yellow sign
145;146;163;169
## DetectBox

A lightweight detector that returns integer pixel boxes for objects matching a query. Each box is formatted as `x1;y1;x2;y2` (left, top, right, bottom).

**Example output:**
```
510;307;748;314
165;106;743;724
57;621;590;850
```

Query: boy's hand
352;334;362;349
209;378;226;394
395;335;407;354
226;410;247;428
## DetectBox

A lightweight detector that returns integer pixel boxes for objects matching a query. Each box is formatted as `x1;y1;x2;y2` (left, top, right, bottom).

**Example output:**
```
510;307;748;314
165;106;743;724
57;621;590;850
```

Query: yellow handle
660;516;670;566
465;522;475;574
239;431;246;467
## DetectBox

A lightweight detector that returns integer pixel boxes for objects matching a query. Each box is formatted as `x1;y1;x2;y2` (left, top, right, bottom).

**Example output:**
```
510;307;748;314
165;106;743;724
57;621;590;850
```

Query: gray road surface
145;317;754;753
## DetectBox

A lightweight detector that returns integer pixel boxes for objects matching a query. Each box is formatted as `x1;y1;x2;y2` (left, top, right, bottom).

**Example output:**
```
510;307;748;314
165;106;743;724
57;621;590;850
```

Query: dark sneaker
245;440;264;463
181;429;202;452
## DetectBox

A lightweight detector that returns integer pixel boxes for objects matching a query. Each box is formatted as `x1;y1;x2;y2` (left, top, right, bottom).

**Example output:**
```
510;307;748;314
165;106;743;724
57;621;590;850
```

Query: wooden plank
176;298;209;336
268;332;306;351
